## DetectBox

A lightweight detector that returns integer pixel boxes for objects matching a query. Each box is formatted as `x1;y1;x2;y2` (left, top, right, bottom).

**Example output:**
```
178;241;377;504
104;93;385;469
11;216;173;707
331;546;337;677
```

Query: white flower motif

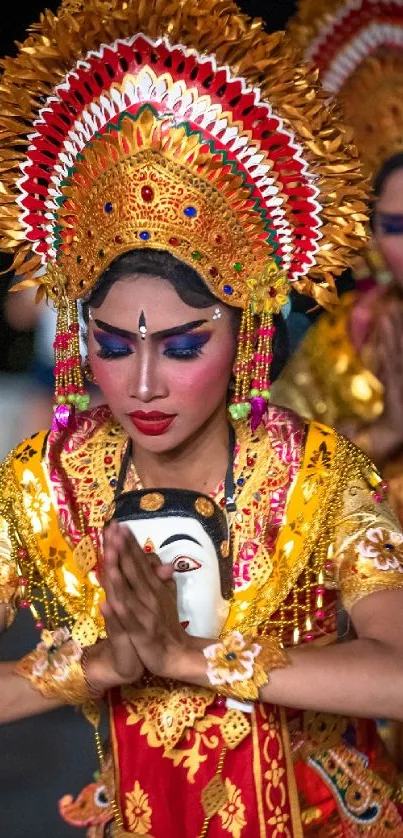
21;469;51;535
357;528;403;572
203;631;261;685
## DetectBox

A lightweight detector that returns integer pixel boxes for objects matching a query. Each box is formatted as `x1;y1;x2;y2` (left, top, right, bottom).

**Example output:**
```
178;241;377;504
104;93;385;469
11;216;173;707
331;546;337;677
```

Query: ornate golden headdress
290;0;403;181
0;0;368;428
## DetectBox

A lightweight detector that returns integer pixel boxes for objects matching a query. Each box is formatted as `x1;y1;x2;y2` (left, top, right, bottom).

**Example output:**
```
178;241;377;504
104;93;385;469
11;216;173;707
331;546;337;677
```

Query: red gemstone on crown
141;185;154;202
114;235;123;244
269;288;277;297
169;237;180;246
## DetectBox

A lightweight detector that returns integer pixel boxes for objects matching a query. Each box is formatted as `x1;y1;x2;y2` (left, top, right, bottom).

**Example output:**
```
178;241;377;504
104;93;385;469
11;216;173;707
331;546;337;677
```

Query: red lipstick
128;410;176;436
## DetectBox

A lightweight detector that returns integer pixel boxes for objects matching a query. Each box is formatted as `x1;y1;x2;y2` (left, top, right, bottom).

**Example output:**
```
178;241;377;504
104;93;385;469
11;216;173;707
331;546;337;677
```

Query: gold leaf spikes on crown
47;106;271;308
0;0;369;309
290;0;403;179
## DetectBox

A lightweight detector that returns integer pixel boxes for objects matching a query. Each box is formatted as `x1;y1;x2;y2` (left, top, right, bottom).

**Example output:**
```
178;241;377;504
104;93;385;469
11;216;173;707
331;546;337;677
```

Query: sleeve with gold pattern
272;292;384;427
332;462;403;613
0;515;19;629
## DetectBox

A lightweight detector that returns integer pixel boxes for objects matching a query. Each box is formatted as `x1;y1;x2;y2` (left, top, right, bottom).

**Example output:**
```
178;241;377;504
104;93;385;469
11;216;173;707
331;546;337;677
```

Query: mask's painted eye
172;556;202;573
94;785;109;808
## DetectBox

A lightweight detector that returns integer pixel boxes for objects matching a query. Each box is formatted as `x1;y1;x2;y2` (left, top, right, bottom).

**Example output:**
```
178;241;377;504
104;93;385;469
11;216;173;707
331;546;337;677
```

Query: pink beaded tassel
52;300;89;430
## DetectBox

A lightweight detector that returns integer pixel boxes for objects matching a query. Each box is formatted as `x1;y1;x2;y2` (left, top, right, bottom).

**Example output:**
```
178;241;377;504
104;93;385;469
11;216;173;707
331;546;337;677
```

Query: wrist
84;641;131;692
161;639;211;687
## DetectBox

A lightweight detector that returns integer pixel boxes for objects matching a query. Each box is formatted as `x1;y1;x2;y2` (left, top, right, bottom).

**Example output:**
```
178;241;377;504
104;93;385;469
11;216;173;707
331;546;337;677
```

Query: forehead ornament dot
139;310;147;340
212;307;222;320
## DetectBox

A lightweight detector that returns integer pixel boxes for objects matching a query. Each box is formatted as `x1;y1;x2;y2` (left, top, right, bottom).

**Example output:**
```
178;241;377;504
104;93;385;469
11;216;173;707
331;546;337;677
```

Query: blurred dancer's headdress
290;0;403;181
0;0;368;427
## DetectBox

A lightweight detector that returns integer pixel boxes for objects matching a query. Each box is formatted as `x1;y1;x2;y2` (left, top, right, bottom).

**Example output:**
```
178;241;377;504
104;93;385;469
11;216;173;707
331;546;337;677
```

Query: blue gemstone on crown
223;285;233;295
139;231;151;241
184;206;197;218
104;202;113;213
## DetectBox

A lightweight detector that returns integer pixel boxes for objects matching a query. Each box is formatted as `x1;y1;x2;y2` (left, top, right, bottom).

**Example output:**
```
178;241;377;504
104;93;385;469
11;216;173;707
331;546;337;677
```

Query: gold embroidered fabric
333;464;403;612
122;683;215;752
272;292;384;426
0;516;18;617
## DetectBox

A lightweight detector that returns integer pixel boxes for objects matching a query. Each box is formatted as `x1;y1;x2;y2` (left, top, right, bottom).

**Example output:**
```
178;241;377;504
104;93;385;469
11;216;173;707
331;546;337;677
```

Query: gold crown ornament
0;0;368;429
290;0;403;181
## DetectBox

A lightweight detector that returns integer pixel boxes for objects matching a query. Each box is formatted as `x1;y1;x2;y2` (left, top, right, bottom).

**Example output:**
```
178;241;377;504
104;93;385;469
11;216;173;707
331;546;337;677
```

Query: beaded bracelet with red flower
15;627;103;705
203;631;290;701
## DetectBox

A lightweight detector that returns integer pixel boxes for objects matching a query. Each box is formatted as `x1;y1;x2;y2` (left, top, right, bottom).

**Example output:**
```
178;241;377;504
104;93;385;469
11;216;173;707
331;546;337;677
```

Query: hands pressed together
86;522;204;694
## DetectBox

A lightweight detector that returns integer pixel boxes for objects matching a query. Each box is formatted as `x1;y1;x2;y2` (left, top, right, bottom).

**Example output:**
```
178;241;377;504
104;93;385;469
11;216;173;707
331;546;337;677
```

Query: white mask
122;515;230;638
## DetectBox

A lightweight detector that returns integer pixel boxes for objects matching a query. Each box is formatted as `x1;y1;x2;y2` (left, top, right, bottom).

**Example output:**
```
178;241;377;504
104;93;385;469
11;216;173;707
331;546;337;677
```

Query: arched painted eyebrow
94;318;208;341
159;533;202;549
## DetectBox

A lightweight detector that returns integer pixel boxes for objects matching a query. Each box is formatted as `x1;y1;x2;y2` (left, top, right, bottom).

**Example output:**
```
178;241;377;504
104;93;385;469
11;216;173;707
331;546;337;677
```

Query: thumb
155;563;175;582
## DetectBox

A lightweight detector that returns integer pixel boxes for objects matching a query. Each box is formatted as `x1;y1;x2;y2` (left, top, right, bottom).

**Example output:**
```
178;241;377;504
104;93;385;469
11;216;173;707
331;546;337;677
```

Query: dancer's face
87;273;237;452
375;167;403;288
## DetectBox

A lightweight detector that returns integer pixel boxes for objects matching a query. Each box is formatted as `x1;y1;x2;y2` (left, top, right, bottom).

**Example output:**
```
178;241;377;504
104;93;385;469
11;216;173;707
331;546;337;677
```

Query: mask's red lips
180;620;189;629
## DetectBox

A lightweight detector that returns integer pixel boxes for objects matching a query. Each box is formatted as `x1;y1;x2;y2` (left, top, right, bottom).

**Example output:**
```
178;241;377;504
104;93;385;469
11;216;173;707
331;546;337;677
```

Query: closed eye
162;333;210;360
94;331;133;359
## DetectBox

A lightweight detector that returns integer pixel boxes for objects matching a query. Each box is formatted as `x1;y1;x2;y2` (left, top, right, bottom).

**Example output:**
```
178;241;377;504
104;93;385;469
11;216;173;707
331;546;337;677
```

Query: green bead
228;403;241;420
261;389;271;400
240;402;251;417
249;388;259;398
191;251;201;261
77;394;90;412
67;393;76;404
56;395;66;405
234;262;243;272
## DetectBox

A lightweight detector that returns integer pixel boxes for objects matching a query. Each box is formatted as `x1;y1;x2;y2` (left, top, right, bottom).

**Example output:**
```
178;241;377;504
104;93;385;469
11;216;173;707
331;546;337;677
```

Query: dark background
0;2;297;837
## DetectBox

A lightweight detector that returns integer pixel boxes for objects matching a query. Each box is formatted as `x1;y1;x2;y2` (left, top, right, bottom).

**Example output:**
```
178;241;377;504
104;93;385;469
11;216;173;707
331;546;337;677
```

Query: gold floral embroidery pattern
218;779;247;838
261;707;293;838
124;781;152;835
267;806;291;836
333;477;403;611
164;710;251;783
123;684;215;752
302;440;332;502
164;714;221;783
0;516;18;606
21;468;51;536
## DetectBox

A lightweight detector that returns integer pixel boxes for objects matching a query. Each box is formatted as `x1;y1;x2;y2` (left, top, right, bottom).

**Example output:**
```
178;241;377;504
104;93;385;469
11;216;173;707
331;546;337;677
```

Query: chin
125;422;188;453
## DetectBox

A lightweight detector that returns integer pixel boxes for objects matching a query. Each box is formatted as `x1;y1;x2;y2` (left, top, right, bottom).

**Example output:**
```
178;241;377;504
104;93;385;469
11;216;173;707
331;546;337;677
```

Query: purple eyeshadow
94;331;131;351
378;213;403;234
163;332;211;352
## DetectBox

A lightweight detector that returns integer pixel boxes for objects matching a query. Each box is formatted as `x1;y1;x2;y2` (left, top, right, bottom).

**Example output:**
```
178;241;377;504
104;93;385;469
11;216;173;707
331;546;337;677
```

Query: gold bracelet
203;631;290;701
15;627;96;705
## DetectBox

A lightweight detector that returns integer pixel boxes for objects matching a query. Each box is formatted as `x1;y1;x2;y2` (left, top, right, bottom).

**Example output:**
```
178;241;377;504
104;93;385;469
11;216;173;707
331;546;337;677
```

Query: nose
128;347;167;403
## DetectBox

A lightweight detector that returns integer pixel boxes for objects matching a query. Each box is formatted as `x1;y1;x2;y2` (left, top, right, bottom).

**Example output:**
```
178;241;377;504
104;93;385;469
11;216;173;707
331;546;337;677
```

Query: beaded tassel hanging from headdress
229;309;275;432
229;263;289;430
52;300;89;430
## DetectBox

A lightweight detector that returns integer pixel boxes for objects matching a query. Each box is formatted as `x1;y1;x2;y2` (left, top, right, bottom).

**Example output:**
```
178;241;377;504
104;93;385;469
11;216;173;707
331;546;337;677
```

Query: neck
132;403;231;495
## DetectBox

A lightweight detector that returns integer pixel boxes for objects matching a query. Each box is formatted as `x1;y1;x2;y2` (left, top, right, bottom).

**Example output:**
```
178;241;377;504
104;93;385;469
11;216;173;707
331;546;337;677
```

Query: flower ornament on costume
358;528;403;572
0;0;368;431
32;627;82;680
16;626;92;705
203;630;290;700
290;0;403;180
204;631;262;685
